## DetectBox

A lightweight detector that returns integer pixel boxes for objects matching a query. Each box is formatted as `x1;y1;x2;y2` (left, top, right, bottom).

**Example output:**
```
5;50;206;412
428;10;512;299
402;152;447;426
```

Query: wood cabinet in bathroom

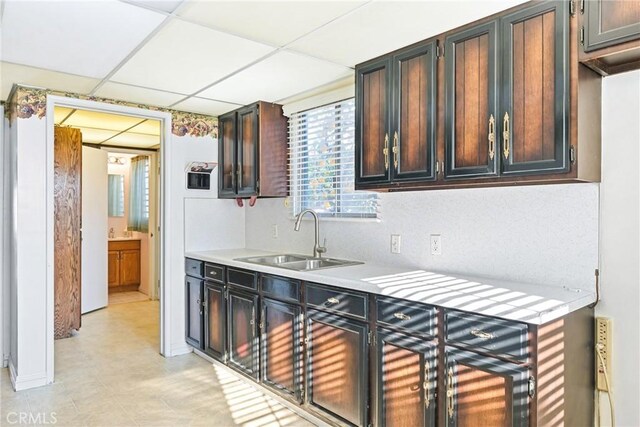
108;239;141;292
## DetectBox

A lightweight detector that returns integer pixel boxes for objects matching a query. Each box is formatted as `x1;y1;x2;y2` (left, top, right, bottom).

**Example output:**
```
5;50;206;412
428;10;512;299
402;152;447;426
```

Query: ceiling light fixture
108;156;126;165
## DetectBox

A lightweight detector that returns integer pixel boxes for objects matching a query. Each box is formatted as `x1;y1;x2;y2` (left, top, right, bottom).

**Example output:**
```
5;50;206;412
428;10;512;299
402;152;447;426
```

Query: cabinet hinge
435;161;440;174
580;0;584;13
580;27;585;44
436;43;444;58
256;179;260;193
367;331;372;345
300;389;305;402
528;376;536;398
570;145;576;163
569;0;576;16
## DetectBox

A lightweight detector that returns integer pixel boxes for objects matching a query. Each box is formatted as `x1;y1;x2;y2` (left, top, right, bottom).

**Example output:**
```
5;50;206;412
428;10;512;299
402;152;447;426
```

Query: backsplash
245;183;599;290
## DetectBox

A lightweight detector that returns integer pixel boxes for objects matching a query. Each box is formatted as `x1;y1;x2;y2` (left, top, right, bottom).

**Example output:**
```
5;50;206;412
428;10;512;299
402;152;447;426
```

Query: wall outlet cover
391;234;401;254
430;234;442;255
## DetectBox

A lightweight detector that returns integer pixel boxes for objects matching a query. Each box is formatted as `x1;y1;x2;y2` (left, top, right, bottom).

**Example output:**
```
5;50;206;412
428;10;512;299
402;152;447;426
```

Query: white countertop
185;248;596;325
108;237;141;241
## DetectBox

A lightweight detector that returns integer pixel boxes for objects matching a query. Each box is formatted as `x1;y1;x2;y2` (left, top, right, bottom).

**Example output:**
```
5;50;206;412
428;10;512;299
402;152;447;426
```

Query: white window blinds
288;98;379;219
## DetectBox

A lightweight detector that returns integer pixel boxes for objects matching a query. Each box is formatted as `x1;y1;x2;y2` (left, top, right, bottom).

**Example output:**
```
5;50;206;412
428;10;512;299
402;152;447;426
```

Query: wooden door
185;277;204;349
444;22;499;179
500;0;569;176
306;309;368;427
445;347;529;427
218;111;237;198
377;329;437;427
54;126;82;339
119;249;140;286
392;42;437;182
355;57;392;186
584;0;640;53
236;105;259;197
261;299;302;401
228;289;259;378
204;282;226;361
108;250;120;288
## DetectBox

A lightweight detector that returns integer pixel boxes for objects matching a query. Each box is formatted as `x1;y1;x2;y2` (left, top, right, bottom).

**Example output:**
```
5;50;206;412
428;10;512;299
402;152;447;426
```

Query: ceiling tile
1;62;100;100
105;132;161;148
1;1;165;78
64;110;145;132
77;128;121;144
125;0;184;13
288;0;528;67
111;19;275;94
171;97;241;116
178;1;366;47
53;107;75;125
129;120;162;136
94;82;186;107
198;51;352;105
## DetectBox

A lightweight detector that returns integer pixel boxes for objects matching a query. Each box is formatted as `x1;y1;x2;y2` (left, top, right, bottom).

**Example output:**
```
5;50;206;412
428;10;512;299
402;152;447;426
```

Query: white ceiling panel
1;1;165;78
125;0;184;13
64;110;145;132
111;20;275;94
53;107;75;125
288;0;528;67
94;82;186;107
1;62;100;100
198;51;352;105
77;128;121;144
178;1;366;47
106;132;161;148
171;97;241;116
129;120;162;136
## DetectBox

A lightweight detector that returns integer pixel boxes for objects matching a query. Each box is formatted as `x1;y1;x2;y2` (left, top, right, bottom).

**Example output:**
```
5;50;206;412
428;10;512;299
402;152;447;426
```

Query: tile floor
108;291;150;305
0;300;314;427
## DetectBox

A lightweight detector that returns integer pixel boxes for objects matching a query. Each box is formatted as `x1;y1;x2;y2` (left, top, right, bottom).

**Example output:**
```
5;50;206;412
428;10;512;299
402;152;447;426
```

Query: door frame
45;95;172;384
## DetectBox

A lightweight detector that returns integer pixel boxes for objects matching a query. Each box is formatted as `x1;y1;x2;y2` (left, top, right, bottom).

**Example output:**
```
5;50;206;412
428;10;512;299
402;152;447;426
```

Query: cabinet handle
393;312;411;321
470;328;495;340
502;112;510;159
392;131;399;169
447;366;455;418
488;114;495;160
424;358;431;409
383;133;390;171
230;170;236;189
236;166;242;188
324;297;340;306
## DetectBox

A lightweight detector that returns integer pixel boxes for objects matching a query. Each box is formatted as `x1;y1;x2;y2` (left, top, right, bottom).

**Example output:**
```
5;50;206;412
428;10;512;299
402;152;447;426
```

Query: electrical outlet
390;234;401;254
595;317;612;392
271;224;278;239
430;234;442;255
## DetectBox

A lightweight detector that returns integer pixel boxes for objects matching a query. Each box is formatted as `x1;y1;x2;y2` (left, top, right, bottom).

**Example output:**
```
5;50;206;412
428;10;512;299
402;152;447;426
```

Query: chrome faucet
294;209;327;258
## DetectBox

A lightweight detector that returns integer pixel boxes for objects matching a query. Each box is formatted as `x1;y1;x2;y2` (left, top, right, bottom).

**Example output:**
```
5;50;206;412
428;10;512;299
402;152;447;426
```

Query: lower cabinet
228;289;259;378
377;329;437;427
261;298;303;401
444;347;529;427
306;309;369;427
185;276;204;349
204;281;226;361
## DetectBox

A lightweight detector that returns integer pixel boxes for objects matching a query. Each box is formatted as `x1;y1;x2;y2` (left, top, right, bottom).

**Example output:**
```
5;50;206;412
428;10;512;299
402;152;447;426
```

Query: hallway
1;301;312;427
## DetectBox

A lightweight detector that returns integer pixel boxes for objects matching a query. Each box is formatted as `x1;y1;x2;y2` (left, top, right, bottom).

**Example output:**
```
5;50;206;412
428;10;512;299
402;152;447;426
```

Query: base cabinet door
204;282;226;361
306;309;368;427
185;277;204;349
377;329;437;427
228;289;259;378
108;250;120;287
119;249;141;286
444;347;529;427
261;299;302;401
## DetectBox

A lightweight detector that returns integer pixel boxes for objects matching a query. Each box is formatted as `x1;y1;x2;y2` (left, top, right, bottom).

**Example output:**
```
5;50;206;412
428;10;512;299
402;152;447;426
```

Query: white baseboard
8;360;49;391
168;343;192;357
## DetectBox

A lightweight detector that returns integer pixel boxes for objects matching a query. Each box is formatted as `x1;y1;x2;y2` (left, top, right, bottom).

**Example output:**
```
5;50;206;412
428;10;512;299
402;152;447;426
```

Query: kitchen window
288;98;379;219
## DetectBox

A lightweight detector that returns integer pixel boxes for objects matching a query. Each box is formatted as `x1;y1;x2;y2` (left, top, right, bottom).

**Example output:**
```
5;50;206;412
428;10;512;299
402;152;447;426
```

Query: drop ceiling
54;107;161;149
2;0;527;117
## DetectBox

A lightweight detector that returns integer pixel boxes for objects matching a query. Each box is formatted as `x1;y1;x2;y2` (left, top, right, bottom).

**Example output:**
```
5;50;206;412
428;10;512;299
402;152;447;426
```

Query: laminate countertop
185;248;596;325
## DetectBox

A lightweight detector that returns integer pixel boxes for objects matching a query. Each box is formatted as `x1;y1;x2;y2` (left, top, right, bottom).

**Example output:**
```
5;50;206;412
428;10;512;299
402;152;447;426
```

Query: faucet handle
317;238;328;256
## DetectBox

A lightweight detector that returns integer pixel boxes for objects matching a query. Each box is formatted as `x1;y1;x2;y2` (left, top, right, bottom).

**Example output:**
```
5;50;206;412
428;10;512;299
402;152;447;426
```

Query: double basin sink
236;254;363;272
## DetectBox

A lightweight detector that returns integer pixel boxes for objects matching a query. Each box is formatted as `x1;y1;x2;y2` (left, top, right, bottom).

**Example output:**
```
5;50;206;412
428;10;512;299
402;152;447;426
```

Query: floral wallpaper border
6;85;218;139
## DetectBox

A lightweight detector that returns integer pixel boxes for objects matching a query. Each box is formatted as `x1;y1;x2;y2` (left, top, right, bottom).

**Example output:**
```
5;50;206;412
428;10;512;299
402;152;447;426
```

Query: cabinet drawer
445;311;528;361
306;283;367;320
261;274;300;303
377;296;436;337
185;258;204;279
204;263;225;284
227;268;258;291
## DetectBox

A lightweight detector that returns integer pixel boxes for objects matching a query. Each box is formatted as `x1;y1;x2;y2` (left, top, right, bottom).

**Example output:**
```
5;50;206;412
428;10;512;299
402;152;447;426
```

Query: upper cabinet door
500;0;569;176
218;112;237;198
236;105;259;197
445;22;499;179
355;58;392;186
392;42;437;182
584;0;640;53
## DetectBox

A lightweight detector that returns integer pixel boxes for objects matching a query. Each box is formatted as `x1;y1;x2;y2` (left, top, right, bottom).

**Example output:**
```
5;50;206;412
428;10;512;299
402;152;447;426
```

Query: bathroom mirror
108;174;125;217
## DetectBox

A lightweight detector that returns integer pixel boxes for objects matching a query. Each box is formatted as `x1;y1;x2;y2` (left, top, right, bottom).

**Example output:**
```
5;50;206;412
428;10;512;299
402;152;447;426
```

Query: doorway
46;96;171;383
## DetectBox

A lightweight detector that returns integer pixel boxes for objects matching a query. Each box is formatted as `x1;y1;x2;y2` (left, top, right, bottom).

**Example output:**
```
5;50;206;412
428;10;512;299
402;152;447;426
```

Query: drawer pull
393;312;411;321
447;366;455;418
208;271;217;276
470;328;495;340
325;297;340;306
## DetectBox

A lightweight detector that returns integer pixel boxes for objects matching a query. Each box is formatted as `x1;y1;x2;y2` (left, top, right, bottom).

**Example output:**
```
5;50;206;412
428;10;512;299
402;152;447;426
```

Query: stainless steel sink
236;254;363;271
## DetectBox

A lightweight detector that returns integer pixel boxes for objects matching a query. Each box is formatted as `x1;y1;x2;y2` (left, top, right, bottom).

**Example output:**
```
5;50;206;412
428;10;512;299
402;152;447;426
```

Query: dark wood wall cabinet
355;0;602;192
579;0;640;75
218;101;288;199
185;258;594;427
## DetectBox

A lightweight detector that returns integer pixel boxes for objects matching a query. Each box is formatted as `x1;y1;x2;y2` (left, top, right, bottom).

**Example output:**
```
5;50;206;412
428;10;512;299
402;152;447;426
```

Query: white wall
597;70;640;427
